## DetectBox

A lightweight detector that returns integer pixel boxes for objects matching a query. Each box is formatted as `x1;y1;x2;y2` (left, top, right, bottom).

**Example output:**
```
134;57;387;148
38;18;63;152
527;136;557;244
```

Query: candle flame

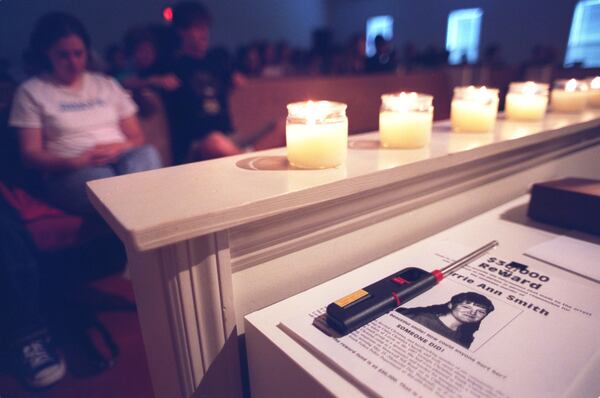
523;81;538;95
289;100;345;124
565;79;578;92
465;86;492;103
392;92;417;111
305;100;315;124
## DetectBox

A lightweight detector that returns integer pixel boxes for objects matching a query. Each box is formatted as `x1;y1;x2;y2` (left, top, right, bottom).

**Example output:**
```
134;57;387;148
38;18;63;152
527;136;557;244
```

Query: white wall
325;0;580;65
0;0;326;79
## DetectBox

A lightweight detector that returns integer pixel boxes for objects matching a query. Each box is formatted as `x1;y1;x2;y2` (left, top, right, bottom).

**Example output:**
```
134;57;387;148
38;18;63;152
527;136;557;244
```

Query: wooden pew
553;67;600;80
230;70;452;141
144;66;600;162
135;89;173;166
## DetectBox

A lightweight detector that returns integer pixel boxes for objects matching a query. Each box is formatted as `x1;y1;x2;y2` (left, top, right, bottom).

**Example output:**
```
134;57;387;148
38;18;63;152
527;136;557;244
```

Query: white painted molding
126;234;241;398
230;128;599;272
87;112;600;252
87;113;600;398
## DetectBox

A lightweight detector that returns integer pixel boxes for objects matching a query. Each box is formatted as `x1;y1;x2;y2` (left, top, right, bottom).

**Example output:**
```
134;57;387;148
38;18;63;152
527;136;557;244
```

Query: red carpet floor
0;276;155;398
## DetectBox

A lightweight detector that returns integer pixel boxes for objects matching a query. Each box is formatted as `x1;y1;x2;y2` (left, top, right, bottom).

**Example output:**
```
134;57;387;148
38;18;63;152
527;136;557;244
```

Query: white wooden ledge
88;111;600;398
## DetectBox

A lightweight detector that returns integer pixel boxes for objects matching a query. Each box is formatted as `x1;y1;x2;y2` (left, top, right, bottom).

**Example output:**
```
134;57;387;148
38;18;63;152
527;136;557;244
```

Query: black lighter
326;241;499;335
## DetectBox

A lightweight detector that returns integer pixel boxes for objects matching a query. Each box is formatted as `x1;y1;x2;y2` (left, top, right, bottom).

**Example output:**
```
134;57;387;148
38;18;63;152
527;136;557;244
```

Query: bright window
366;15;394;57
565;0;600;67
446;8;483;65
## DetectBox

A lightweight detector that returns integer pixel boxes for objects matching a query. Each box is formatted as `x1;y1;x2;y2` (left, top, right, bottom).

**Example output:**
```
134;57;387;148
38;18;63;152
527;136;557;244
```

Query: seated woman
9;12;162;215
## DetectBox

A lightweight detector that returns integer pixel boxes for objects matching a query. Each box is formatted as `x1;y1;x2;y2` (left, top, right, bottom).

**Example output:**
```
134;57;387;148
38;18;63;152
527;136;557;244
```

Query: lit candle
505;81;548;121
451;86;499;133
379;92;433;148
550;79;589;113
587;76;600;108
286;101;348;169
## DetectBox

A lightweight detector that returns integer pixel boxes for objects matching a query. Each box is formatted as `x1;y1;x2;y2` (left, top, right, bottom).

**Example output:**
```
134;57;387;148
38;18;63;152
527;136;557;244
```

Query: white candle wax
551;90;588;112
286;120;348;169
451;100;498;133
379;111;432;148
505;82;548;121
589;77;600;108
551;79;588;113
505;93;547;120
589;90;600;107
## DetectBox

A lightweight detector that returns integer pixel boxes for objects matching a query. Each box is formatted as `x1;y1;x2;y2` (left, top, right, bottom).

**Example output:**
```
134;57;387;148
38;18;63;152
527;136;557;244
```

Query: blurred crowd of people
98;24;563;83
101;27;452;82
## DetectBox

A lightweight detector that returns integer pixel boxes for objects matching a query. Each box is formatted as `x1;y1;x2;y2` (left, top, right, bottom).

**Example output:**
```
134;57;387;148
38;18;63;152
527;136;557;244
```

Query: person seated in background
260;41;284;78
480;43;505;67
167;1;283;163
366;34;397;73
275;41;295;76
235;43;263;77
0;195;66;389
9;12;162;216
104;44;127;80
0;190;128;389
343;33;367;74
120;25;180;93
1;38;129;389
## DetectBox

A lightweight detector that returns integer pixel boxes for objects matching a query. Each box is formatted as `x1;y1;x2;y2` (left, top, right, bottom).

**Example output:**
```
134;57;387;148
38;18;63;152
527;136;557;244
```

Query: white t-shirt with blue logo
9;72;138;158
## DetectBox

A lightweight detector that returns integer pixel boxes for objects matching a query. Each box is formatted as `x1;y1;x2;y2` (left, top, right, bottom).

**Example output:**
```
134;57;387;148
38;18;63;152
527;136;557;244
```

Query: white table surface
245;195;600;398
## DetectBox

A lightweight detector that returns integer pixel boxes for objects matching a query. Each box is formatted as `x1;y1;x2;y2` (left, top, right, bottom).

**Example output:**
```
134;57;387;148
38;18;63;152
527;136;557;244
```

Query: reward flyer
280;242;600;398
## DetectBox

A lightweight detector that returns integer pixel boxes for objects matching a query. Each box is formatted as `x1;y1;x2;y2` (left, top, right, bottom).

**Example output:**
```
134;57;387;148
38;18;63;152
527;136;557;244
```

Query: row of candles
286;77;600;169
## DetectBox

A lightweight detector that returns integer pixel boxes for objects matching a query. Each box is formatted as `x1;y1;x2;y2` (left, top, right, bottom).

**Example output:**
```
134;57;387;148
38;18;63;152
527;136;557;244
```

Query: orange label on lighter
335;289;370;308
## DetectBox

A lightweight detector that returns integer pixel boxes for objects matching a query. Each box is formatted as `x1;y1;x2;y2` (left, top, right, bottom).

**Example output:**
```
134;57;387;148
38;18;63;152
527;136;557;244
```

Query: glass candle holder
451;86;499;133
379;92;434;149
550;79;589;113
286;100;348;169
587;76;600;108
505;81;549;121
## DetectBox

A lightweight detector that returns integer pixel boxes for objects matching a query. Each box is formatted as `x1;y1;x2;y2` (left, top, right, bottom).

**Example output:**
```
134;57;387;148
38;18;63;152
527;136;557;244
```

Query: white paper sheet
525;236;600;282
280;241;600;398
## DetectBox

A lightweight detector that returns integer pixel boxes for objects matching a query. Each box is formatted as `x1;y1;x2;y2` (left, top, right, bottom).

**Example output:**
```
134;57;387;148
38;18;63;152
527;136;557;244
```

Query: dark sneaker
14;334;66;388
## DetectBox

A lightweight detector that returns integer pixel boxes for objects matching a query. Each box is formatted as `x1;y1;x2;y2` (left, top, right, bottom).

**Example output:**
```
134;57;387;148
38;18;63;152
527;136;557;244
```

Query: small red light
163;7;173;23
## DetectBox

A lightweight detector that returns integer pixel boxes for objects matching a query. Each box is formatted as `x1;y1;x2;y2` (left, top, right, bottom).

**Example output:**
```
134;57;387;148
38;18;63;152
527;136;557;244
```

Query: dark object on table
528;178;600;236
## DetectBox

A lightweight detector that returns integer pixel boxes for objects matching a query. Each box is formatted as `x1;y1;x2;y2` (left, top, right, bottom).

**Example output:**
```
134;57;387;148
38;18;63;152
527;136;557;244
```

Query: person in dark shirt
168;1;283;163
166;2;241;163
366;34;397;74
397;292;494;349
121;25;180;92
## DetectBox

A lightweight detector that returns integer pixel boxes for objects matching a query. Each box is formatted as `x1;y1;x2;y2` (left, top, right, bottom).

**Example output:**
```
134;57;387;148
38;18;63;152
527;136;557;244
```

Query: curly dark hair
449;292;495;312
24;12;90;74
397;291;494;348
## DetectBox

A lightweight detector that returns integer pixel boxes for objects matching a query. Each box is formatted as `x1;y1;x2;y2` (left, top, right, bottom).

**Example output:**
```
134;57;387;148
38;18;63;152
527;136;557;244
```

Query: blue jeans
0;197;43;342
0;195;126;345
44;144;162;215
